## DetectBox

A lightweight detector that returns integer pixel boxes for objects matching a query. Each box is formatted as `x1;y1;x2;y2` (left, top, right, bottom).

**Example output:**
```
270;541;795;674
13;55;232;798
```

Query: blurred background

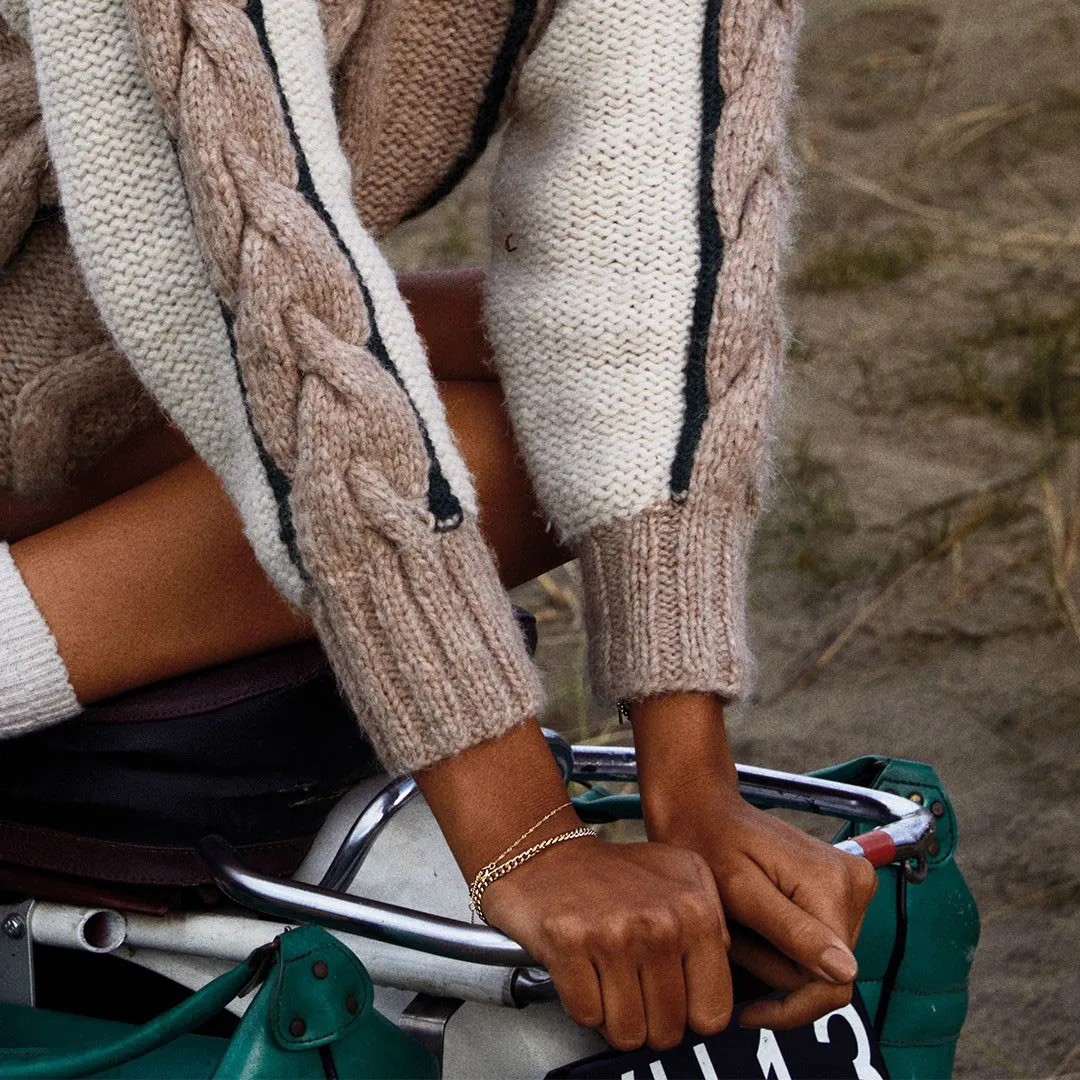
382;2;1080;1075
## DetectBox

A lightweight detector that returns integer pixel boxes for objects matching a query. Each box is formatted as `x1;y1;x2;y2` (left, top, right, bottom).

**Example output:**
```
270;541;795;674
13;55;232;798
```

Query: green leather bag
0;926;437;1079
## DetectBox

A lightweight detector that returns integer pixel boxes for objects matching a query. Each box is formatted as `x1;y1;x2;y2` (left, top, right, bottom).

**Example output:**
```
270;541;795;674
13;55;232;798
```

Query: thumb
725;866;858;985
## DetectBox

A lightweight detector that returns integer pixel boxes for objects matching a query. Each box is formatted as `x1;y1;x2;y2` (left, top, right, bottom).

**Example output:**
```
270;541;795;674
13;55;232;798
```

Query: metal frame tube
200;745;936;976
30;904;127;955
31;904;521;1006
199;836;534;968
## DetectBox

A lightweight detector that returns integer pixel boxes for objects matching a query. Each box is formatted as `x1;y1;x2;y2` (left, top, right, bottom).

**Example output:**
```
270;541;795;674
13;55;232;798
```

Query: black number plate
547;993;888;1080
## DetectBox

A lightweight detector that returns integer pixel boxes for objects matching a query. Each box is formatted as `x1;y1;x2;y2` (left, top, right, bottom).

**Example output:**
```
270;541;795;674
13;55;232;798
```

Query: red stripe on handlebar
851;829;897;867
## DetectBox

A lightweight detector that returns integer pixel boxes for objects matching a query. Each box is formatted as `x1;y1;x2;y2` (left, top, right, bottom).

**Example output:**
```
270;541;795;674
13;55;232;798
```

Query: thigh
400;268;495;382
440;379;566;588
0;420;194;544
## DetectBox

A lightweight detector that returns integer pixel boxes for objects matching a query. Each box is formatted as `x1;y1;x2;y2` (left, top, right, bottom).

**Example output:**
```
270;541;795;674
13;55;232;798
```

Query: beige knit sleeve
485;0;801;704
27;0;543;774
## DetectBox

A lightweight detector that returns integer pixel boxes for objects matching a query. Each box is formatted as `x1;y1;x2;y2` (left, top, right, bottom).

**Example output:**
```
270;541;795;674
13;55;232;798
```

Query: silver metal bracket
0;899;35;1007
398;993;463;1077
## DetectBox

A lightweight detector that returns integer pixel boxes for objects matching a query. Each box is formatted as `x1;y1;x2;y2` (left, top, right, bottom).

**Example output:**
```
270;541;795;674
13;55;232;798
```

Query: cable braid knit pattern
487;0;800;704
0;15;48;266
0;14;156;499
128;0;543;772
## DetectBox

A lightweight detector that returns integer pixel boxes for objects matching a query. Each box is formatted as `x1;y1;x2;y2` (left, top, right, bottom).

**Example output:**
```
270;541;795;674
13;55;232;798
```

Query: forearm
631;693;749;848
631;693;738;814
415;719;581;881
485;0;800;709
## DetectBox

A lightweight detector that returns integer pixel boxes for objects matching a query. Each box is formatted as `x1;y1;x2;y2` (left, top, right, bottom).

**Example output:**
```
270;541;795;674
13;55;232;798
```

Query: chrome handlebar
198;835;535;967
199;738;936;1002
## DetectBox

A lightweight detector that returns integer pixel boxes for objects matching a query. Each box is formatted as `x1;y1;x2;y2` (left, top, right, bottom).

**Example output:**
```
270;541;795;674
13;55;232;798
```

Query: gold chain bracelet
467;802;596;924
469;827;596;924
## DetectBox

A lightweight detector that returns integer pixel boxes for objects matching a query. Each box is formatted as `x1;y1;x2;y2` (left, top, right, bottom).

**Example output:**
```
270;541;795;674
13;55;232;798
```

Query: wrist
415;719;583;881
629;692;742;834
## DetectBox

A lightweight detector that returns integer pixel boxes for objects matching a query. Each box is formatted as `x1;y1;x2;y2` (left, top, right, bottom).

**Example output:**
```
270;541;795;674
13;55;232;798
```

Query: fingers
639;957;687;1050
597;958;647;1051
728;927;808;993
725;864;859;985
684;930;734;1036
842;854;879;941
548;957;604;1030
598;901;729;1051
739;979;854;1032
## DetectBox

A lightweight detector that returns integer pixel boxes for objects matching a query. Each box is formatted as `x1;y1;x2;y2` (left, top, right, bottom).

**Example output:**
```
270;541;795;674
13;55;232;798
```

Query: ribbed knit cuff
308;520;546;776
576;495;755;706
0;541;81;737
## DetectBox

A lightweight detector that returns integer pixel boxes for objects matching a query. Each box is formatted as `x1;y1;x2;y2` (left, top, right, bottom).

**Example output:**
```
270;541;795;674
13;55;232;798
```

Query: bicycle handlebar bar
199;739;936;1003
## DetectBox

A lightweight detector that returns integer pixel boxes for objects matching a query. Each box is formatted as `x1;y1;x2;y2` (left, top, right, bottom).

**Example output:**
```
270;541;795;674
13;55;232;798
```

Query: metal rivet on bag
345;994;359;1015
289;1018;307;1038
1;914;25;939
908;792;924;805
928;840;941;858
930;800;945;818
312;960;329;980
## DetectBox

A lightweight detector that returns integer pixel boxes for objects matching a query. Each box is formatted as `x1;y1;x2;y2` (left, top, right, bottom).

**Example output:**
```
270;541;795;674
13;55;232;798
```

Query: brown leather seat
0;643;378;897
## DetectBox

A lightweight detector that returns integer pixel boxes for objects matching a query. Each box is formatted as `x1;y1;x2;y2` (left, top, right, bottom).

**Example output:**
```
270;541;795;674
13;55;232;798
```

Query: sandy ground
385;2;1080;1075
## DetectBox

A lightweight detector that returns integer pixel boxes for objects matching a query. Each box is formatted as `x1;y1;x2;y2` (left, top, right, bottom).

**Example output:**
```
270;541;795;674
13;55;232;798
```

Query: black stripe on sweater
244;0;464;531
670;0;726;500
404;0;539;222
221;305;310;581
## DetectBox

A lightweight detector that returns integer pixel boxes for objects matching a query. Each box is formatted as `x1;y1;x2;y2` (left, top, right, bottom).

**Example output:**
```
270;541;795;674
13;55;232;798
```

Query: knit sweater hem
0;541;81;737
307;519;545;776
576;496;754;706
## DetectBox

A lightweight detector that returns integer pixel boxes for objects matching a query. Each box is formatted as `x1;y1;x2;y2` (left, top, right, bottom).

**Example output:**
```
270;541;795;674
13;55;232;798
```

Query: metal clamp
0;900;35;1007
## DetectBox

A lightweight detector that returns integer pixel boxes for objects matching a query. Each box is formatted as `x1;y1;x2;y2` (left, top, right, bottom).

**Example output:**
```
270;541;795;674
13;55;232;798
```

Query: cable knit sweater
0;0;800;773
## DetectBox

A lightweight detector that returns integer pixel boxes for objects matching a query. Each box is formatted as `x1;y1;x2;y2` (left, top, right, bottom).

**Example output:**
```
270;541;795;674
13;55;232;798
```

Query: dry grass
757;437;863;586
942;301;1080;436
791;228;931;292
1040;471;1080;648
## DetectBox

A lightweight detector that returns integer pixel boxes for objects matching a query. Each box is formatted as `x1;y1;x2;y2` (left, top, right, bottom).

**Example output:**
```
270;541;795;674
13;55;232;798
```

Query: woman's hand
416;719;734;1051
631;693;879;1031
483;837;734;1051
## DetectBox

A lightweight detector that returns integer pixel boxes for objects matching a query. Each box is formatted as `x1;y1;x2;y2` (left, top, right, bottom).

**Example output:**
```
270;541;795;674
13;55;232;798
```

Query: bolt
930;800;945;818
289;1018;307;1038
2;914;25;940
928;840;941;858
312;960;329;980
908;792;925;805
345;993;359;1015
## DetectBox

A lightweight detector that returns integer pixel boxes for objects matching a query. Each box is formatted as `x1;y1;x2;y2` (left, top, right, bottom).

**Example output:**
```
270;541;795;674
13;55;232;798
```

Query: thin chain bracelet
467;801;573;923
479;801;572;874
469;826;597;924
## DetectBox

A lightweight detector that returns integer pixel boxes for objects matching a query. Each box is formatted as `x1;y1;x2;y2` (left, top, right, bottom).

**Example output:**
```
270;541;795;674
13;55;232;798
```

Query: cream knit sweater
0;0;800;773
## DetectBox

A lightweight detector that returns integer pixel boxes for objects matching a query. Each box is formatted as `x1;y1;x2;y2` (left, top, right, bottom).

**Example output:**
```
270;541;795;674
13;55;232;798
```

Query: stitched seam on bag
858;979;969;996
881;1035;961;1048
